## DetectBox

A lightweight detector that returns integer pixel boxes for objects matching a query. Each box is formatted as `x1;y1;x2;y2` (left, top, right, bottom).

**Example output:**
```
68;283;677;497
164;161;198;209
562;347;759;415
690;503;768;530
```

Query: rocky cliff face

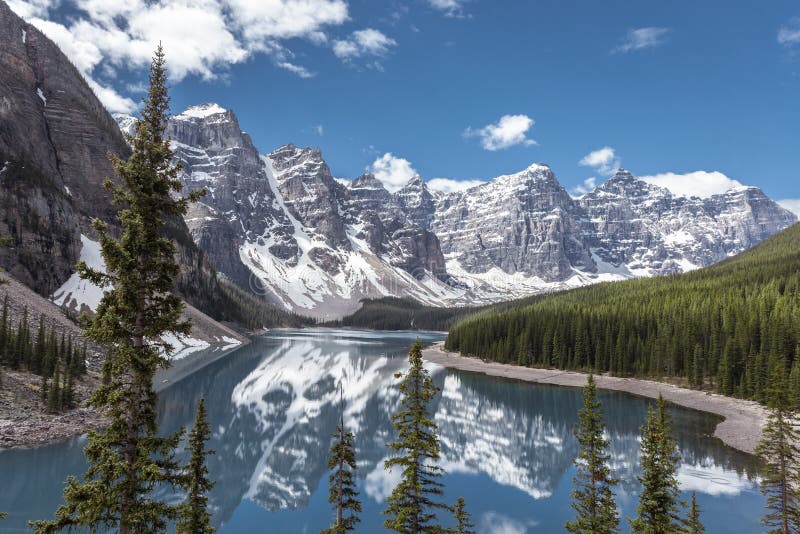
152;109;454;317
112;100;796;317
0;3;266;335
579;169;798;275
431;163;595;281
0;0;127;293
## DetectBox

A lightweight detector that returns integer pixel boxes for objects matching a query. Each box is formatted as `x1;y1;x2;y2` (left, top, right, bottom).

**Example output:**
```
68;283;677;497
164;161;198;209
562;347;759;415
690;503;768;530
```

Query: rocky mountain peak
394;174;437;230
113;101;796;317
350;173;386;190
593;170;668;200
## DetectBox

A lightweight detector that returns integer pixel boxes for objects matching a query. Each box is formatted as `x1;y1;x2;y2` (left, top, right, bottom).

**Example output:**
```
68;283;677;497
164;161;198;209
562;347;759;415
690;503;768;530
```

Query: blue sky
9;0;800;207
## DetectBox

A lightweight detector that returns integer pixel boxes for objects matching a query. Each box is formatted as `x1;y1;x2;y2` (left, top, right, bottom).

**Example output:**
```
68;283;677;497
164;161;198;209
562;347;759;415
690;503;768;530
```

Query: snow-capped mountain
115;104;797;318
149;105;457;318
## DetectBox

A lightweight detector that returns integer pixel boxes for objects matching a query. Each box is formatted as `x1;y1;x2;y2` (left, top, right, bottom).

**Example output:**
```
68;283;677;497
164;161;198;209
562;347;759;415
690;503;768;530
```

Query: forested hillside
446;223;800;404
330;293;557;331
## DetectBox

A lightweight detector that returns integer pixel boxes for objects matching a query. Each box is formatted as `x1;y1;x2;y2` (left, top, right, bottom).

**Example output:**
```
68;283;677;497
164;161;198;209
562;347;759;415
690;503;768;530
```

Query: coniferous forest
0;297;88;413
446;222;800;405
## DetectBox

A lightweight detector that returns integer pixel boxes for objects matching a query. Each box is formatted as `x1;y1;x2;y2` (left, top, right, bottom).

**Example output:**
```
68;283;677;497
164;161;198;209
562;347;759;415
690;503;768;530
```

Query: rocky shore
423;342;767;455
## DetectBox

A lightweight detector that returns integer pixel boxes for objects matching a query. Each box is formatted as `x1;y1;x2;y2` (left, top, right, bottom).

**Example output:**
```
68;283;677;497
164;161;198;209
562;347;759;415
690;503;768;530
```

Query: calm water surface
0;330;763;532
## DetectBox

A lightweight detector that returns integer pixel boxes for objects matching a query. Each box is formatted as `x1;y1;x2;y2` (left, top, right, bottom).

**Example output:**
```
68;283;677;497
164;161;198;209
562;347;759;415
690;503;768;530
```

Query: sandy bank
423;342;767;455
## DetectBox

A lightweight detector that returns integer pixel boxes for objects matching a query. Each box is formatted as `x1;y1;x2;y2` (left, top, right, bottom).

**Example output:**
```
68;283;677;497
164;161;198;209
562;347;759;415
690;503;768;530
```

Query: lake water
0;329;764;533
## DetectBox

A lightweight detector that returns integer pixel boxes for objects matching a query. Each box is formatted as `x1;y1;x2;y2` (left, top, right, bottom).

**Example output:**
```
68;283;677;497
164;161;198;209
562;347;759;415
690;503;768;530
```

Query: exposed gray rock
117;97;796;317
578;169;798;274
431;164;595;281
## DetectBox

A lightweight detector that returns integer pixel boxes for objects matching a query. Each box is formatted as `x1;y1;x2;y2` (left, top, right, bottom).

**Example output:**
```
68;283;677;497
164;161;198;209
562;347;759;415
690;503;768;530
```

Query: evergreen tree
628;395;685;534
177;398;215;534
452;497;475;534
685;492;704;534
31;316;46;374
383;340;449;533
62;366;74;410
0;236;11;285
46;359;61;414
322;394;361;534
755;366;800;534
0;294;8;364
566;375;619;534
32;45;203;534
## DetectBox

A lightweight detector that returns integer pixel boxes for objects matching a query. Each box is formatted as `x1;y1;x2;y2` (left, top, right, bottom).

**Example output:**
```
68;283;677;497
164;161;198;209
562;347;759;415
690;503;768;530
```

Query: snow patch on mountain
121;105;796;319
52;234;107;312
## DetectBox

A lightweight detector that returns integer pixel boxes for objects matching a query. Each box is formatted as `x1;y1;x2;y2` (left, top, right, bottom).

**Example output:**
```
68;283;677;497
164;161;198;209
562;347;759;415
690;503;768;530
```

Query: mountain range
116;103;796;318
0;0;795;323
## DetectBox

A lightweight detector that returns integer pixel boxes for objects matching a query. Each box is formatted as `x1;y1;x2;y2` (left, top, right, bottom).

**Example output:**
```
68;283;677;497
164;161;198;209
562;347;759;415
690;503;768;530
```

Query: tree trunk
121;280;146;533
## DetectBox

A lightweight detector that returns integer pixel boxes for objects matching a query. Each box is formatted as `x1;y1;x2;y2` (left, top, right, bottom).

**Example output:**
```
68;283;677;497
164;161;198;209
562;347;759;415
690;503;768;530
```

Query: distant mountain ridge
115;103;796;318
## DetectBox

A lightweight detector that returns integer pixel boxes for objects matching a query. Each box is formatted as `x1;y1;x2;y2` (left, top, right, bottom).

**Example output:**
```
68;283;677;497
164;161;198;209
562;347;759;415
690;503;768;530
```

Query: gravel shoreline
423;342;767;455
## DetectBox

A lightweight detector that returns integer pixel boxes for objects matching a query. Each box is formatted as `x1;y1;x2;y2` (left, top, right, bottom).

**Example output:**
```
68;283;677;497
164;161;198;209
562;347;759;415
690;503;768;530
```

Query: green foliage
31;45;197;534
331;293;553;332
329;297;479;331
0;236;10;285
177;398;216;534
565;375;619;534
628;396;685;534
383;340;449;533
453;497;475;534
0;293;87;411
686;492;704;534
755;365;800;533
445;223;800;405
322;402;361;534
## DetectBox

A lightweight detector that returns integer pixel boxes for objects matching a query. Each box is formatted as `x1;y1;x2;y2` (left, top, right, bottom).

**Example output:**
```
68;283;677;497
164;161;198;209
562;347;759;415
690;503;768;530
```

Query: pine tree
31;315;46;374
755;365;800;534
62;366;74;410
177;398;215;534
322;394;361;534
0;294;8;364
629;395;685;534
46;359;61;414
453;497;475;534
0;236;11;286
32;45;203;534
566;375;619;534
685;492;704;534
383;340;449;533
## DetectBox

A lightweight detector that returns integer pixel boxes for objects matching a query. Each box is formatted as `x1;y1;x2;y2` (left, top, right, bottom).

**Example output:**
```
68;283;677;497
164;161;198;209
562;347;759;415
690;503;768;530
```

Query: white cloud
428;0;467;17
427;177;484;193
677;463;753;497
614;27;670;53
478;512;537;534
571;176;597;197
578;146;620;176
364;460;402;503
778;19;800;46
332;28;397;60
639;171;745;198
276;61;315;78
313;124;324;136
370;153;418;192
224;0;348;47
464;114;536;151
778;199;800;217
10;0;349;112
6;0;55;18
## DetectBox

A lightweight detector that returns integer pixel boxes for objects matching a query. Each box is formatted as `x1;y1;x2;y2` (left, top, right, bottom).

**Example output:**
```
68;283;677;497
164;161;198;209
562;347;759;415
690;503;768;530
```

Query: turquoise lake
0;329;764;532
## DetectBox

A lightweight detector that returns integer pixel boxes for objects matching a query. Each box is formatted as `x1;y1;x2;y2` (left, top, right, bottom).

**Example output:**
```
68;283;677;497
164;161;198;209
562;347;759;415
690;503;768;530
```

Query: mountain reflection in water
0;330;764;533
